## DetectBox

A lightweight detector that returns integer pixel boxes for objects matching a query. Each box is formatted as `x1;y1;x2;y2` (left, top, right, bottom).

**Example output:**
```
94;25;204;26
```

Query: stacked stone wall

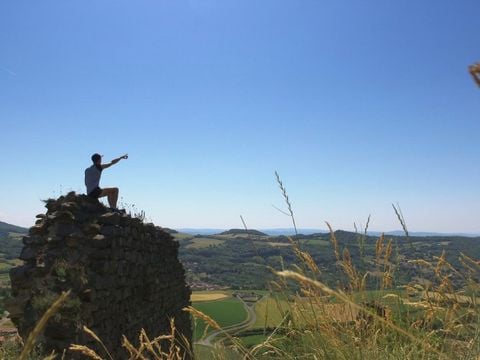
7;192;192;358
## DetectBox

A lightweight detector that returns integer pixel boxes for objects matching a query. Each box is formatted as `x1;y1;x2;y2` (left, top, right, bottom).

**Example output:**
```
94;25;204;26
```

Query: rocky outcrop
7;192;192;358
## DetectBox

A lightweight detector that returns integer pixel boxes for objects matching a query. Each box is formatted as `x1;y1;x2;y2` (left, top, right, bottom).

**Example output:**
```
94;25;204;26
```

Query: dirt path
195;295;259;347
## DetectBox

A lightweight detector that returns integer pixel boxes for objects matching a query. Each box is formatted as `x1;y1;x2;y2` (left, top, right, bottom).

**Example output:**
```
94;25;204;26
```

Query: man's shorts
88;187;103;199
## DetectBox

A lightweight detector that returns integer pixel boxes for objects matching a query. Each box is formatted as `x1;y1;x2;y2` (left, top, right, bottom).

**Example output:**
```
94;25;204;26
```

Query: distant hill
381;230;480;237
179;229;480;290
0;221;27;259
177;228;328;236
0;221;27;234
261;228;327;236
218;229;268;236
159;227;178;234
176;228;225;235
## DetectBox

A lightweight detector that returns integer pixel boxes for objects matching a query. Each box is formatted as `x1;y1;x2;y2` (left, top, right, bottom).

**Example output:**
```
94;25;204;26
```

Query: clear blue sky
1;0;479;232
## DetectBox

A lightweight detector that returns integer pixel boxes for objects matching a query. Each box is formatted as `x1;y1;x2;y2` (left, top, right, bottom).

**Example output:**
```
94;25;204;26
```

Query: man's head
91;153;102;165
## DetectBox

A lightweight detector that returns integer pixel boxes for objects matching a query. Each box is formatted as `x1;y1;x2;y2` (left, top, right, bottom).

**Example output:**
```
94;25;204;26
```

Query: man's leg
99;188;119;208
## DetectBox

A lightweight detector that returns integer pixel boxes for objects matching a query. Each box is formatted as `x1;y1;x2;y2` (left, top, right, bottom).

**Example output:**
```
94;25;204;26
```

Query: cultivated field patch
191;291;229;302
253;296;289;329
187;238;225;249
265;242;291;247
193;297;248;340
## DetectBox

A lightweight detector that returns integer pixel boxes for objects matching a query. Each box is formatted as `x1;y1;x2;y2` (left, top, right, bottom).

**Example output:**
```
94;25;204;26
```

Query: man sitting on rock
85;153;128;212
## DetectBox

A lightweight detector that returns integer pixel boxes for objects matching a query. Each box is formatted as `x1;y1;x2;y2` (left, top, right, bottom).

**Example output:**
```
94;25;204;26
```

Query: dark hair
91;153;101;163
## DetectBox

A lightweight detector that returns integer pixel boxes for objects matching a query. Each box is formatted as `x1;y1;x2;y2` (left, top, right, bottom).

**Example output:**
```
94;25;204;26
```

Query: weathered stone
100;225;121;236
84;223;101;235
8;193;192;359
29;235;47;245
44;199;58;212
9;266;32;286
29;224;46;235
4;296;28;317
19;246;38;261
52;223;81;237
65;238;79;248
22;236;33;245
98;212;121;225
60;201;79;211
48;210;75;222
89;234;112;249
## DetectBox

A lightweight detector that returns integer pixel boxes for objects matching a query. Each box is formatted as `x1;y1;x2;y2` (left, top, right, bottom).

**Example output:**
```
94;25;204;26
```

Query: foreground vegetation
1;229;479;359
1;188;479;359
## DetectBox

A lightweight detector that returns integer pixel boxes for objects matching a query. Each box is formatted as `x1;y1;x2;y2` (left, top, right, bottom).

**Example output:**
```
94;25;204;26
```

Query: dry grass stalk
69;344;103;360
289;237;320;276
82;325;114;360
375;233;385;260
122;335;148;360
70;319;189;360
326;222;340;261
392;203;409;238
340;248;362;291
183;306;220;331
276;270;449;359
19;290;71;360
184;306;254;359
240;214;266;263
355;214;371;258
274;171;298;236
42;351;58;360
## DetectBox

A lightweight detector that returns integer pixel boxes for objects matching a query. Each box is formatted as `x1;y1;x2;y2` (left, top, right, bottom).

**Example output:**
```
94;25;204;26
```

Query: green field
186;238;225;249
193;297;248;340
238;334;269;348
252;296;289;329
194;343;241;359
0;262;11;271
301;239;330;246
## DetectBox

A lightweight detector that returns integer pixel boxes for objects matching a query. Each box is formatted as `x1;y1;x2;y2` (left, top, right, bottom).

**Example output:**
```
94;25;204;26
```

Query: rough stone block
98;212;121;225
19;246;38;261
7;193;192;359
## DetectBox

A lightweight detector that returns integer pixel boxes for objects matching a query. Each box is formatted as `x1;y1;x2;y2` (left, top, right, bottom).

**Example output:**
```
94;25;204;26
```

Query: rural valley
1;219;479;358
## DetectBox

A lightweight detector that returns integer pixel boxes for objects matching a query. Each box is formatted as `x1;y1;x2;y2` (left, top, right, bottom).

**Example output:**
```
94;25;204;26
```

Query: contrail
0;66;17;76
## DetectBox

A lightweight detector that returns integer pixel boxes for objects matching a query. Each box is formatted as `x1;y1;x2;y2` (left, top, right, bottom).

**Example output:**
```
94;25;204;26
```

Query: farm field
191;289;408;351
263;242;291;247
194;343;241;360
186;238;225;249
190;291;290;348
238;334;268;348
0;272;11;287
193;296;248;340
191;291;229;302
301;239;330;246
252;296;288;329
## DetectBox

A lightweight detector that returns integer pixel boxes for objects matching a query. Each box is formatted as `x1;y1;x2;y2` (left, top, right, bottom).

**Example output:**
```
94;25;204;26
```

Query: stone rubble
7;192;192;358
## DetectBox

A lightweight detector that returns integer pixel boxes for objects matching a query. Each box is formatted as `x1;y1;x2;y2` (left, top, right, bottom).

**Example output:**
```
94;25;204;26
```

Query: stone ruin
7;192;192;358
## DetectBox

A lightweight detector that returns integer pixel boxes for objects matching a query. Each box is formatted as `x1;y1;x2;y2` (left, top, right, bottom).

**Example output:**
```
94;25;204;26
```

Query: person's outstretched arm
101;154;128;169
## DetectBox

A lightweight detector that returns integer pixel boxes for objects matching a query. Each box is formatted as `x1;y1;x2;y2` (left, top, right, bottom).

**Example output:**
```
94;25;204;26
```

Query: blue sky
1;0;479;232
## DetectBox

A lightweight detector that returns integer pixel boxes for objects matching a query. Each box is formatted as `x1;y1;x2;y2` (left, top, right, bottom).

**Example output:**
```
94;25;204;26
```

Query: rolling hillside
0;221;27;260
177;229;480;290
